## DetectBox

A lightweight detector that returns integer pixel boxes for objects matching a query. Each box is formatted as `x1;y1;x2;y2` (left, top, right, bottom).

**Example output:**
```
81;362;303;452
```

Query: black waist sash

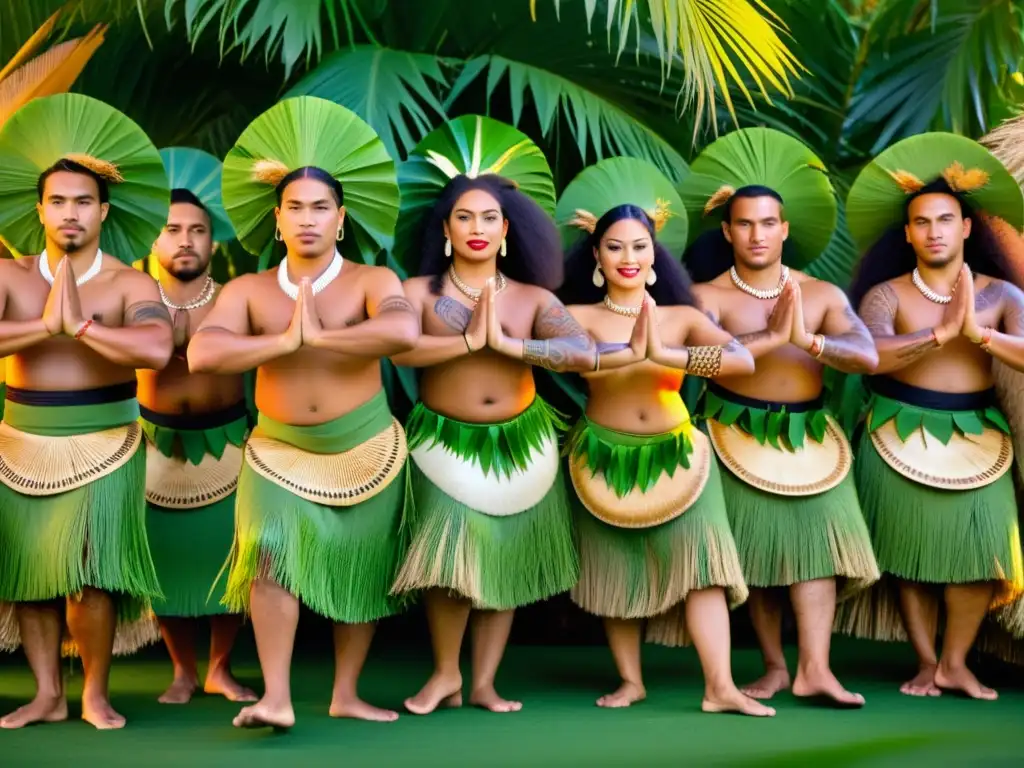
5;381;137;407
139;400;250;431
707;380;824;414
867;376;995;412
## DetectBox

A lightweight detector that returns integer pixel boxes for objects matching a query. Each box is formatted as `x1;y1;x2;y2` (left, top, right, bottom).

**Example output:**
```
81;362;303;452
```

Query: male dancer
689;171;880;705
188;97;418;729
0;94;173;729
138;172;256;704
840;135;1024;699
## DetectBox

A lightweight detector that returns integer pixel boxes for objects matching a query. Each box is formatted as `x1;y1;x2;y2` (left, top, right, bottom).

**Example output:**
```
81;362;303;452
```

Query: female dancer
561;204;773;716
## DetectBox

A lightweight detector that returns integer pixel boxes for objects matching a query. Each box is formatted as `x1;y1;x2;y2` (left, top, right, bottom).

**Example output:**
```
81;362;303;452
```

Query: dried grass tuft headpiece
569;208;598;234
62;153;123;183
887;169;924;194
942;161;989;193
647;198;673;233
703;184;736;216
251;158;291;186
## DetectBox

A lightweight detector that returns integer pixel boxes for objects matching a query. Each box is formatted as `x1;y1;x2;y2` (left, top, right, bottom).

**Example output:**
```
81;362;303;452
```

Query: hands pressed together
461;278;515;356
280;278;325;352
934;264;986;346
41;255;88;338
763;277;817;353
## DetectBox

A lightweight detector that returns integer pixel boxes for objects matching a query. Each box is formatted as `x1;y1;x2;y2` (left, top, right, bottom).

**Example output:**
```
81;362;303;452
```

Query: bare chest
717;292;828;335
5;276;124;326
421;292;536;338
251;288;366;334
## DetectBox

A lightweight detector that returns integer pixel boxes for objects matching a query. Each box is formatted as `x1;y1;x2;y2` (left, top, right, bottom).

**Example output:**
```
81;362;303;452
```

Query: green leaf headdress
391;115;555;274
679;127;836;268
0;93;169;264
160;147;233;243
555;157;688;254
221;96;398;267
846;132;1024;254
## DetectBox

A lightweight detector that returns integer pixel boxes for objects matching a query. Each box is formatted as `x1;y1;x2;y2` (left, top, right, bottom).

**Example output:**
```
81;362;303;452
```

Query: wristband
980;327;994;350
74;319;94;340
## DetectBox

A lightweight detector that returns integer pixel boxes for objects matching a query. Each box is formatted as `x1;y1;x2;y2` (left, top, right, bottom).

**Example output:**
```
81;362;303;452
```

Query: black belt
867;376;995;412
5;381;137;406
139;400;250;430
707;380;823;414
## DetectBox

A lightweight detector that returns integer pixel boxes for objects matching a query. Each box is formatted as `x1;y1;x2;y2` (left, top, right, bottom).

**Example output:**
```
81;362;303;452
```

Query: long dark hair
847;179;1011;310
559;204;698;307
682;184;794;283
419;174;563;294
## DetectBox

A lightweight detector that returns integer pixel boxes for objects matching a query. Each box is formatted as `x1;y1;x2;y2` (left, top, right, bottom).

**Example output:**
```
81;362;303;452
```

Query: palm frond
447;54;688;184
285;45;449;158
538;0;804;135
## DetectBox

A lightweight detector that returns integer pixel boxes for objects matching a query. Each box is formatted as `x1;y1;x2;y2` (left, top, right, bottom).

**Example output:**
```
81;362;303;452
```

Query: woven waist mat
145;440;243;510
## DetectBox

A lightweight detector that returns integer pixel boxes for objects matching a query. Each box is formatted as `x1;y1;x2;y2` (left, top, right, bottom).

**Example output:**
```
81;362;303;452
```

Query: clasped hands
41;255;88;337
461;278;517;356
281;278;326;351
934;264;987;346
763;277;819;353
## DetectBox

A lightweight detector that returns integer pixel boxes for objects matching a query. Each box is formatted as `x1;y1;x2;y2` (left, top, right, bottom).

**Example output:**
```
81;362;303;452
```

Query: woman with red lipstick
556;165;772;717
388;116;625;716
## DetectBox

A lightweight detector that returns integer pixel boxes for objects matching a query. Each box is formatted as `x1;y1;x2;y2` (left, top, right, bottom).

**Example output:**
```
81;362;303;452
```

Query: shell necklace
39;248;103;286
911;268;959;305
277;250;343;300
160;275;216;311
730;265;789;300
603;294;642;318
447;265;507;303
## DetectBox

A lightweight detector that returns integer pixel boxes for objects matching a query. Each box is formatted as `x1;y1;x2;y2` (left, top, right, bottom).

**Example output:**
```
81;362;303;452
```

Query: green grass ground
1;636;1023;767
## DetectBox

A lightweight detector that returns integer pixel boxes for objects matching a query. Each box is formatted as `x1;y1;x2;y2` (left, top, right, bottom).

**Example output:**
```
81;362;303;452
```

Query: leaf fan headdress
391;115;555;274
679;127;837;268
555;157;688;255
0;93;169;263
160;147;234;243
846;132;1023;254
221;96;398;266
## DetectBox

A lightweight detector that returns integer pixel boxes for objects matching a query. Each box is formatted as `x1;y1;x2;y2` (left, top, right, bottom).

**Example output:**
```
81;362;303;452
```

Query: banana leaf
0;92;169;263
221;95;398;265
159;146;233;243
846;131;1024;255
678;127;837;268
554;156;689;256
391;114;555;275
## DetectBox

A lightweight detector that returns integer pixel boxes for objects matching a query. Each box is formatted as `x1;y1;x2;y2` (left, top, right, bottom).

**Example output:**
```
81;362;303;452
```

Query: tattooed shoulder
124;300;172;326
858;283;898;335
533;296;591;341
974;279;1005;313
376;295;415;315
433;296;471;333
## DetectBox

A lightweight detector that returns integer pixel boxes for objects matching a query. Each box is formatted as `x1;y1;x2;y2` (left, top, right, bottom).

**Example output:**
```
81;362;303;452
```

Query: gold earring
592;265;605;287
444;238;452;257
646;268;657;286
500;238;507;257
337;225;344;242
274;226;283;242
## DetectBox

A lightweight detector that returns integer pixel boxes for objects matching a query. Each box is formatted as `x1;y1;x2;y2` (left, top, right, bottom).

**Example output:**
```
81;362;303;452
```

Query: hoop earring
274;226;283;242
646;268;657;286
444;238;452;258
592;265;605;287
500;238;507;257
337;225;345;242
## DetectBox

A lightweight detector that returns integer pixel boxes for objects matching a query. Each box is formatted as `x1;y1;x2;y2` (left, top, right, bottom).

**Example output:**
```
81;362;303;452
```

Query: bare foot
935;663;998;701
793;666;865;707
596;681;646;708
404;672;463;715
0;694;68;729
740;667;791;700
81;695;126;730
159;675;198;705
204;667;258;703
470;684;522;713
329;695;399;722
232;699;295;730
900;664;942;697
702;686;776;717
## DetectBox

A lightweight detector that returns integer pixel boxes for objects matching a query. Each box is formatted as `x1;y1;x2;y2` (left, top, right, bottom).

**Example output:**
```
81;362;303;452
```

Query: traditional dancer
680;128;880;705
388;116;596;715
556;159;773;716
837;132;1024;700
0;94;173;729
137;147;256;705
188;97;418;728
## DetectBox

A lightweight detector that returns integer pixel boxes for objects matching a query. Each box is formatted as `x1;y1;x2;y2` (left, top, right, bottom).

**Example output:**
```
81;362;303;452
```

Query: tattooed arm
648;308;754;377
975;281;1024;372
858;282;940;374
306;267;419;357
389;294;480;368
490;293;597;373
812;286;878;374
71;270;173;370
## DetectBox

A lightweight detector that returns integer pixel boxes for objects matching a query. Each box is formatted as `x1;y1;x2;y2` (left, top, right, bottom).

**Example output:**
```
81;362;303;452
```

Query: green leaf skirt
567;418;748;648
391;398;578;611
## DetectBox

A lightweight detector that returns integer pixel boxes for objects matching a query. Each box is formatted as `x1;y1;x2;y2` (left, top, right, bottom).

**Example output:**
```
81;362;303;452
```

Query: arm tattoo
376;295;415;315
192;325;235;335
975;281;1005;313
1001;282;1024;335
124;300;171;326
433;296;471;333
893;329;939;362
722;338;744;354
859;283;897;336
525;298;597;372
736;330;772;345
597;341;629;353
